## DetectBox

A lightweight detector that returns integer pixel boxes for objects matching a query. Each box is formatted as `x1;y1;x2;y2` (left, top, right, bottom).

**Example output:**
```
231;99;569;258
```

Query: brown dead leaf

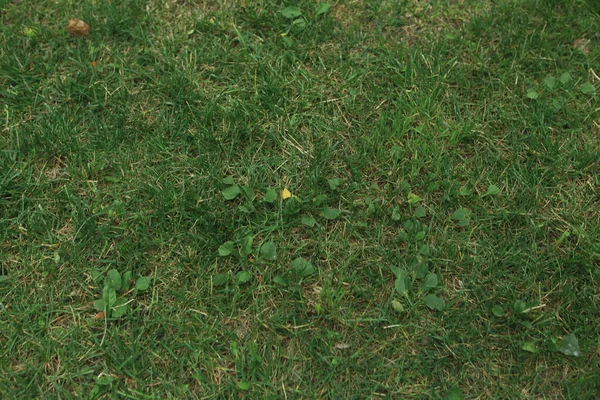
66;19;91;37
93;311;105;320
335;343;351;350
573;38;591;55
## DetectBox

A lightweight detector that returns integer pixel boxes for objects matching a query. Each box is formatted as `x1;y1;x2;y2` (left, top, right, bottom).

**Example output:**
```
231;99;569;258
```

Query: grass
1;0;599;398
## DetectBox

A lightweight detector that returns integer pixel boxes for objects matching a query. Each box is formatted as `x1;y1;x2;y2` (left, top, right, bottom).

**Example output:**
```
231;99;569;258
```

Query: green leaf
518;320;533;329
315;3;332;16
301;216;316;227
282;6;302;19
458;186;471;196
414;231;426;241
552;96;566;111
313;194;328;205
403;219;420;233
0;275;10;283
106;269;122;291
407;192;421;204
241;235;254;257
240;186;255;200
236;271;251;285
222;185;241;200
327;177;342;190
423;294;445;311
420;273;438;293
122;271;132;291
398;230;409;242
111;297;129;318
321;207;340;220
218;241;235;256
580;82;595;94
91;269;104;282
103;286;117;308
445;386;464;400
513;300;527;314
451;209;467;221
263;189;277;203
230;341;240;357
238;205;253;213
212;273;229;286
282;35;293;47
543;76;557;89
294;17;308;29
291;257;315;278
414;206;426;218
93;299;106;311
522;341;537;353
394;277;407;296
273;276;288;286
559;72;571;84
259;241;277;261
238;381;251;390
391;207;401;221
415;259;429;279
394;270;409;296
526;88;539;99
491;305;506;317
485;185;500;196
391;299;404;313
560;333;581;357
549;337;561;352
222;176;235;185
135;277;151;291
96;375;114;386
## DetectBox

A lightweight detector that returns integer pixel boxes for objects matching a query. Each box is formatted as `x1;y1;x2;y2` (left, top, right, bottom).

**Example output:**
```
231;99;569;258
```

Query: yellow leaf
281;188;292;200
23;27;37;38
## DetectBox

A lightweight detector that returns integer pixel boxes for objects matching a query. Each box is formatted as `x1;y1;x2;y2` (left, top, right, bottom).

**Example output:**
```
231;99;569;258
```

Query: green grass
1;0;599;398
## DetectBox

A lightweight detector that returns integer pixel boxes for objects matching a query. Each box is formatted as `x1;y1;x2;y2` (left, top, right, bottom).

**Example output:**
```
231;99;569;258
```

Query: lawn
1;0;599;398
